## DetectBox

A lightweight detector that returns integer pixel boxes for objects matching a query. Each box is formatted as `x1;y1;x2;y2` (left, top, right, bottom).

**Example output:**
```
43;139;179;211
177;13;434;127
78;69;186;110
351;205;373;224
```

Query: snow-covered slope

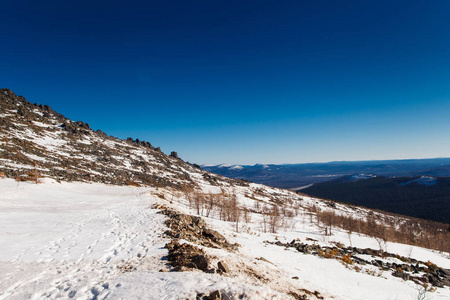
1;179;449;300
1;90;449;299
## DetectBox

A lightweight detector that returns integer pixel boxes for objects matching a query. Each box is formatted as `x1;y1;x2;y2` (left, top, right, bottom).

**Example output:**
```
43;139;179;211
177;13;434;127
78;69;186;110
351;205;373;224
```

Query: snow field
0;179;168;299
1;178;449;299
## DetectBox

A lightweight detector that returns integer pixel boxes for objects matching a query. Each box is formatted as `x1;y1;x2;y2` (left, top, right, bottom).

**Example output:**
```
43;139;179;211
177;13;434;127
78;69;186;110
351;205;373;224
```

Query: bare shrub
260;205;269;233
193;192;204;215
253;199;261;212
204;194;217;218
315;209;450;253
242;205;252;224
268;205;281;233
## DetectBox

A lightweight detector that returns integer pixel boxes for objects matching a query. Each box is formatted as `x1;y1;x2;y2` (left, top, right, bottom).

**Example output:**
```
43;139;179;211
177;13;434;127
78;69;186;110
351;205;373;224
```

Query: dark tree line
303;176;450;224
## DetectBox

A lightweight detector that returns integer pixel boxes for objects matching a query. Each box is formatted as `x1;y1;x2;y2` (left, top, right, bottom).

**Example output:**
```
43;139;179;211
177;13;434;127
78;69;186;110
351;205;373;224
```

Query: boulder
217;261;230;274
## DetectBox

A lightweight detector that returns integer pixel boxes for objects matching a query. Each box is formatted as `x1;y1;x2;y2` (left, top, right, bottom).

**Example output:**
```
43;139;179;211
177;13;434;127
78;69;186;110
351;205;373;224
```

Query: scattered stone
306;237;318;242
68;290;76;298
207;290;221;300
217;261;230;274
313;290;323;299
256;257;272;264
392;271;410;281
191;254;209;271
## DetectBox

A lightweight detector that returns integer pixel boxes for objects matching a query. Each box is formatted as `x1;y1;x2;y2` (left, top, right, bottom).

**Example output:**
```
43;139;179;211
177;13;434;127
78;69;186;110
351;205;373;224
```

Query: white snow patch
230;165;244;170
31;121;52;128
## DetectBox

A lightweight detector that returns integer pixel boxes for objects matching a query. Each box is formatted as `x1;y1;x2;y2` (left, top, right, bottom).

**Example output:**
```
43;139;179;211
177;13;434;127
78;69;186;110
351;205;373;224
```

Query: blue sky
1;0;450;164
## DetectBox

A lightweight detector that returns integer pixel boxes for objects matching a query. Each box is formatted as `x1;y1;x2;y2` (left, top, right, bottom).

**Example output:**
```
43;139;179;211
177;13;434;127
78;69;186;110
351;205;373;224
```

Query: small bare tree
204;194;216;218
254;199;261;212
242;204;252;224
230;194;241;232
193;192;204;216
261;206;269;233
268;205;280;234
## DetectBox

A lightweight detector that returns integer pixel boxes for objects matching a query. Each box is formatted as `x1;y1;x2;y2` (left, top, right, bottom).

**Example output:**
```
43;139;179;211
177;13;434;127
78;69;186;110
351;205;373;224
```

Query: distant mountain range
202;158;450;189
203;161;450;224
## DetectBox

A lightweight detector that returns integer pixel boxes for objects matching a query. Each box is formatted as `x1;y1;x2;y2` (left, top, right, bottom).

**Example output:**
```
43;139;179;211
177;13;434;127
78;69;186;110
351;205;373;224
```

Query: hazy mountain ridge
203;159;450;223
203;159;450;189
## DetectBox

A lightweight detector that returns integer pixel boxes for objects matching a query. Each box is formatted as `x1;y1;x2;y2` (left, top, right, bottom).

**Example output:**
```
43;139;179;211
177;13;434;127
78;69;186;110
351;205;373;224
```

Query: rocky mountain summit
0;89;245;188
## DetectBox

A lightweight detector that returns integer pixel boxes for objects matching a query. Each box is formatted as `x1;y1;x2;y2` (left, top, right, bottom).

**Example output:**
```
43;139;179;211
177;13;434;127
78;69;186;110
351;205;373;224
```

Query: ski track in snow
0;180;168;300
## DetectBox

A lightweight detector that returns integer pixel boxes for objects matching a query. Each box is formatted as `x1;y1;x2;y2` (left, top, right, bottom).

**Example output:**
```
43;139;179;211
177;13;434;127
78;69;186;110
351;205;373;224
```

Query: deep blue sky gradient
2;0;450;164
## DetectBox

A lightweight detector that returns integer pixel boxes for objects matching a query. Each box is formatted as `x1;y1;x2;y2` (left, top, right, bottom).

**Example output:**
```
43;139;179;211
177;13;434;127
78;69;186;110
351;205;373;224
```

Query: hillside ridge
0;89;247;189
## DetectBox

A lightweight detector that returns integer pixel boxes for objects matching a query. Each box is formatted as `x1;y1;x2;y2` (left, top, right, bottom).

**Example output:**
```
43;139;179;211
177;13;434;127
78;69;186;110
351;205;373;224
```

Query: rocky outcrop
161;208;239;251
268;240;450;288
165;240;210;272
157;205;238;277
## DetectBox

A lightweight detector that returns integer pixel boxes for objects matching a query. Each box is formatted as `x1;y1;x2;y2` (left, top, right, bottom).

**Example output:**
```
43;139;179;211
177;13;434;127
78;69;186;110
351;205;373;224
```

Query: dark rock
165;241;210;272
217;261;230;273
405;265;414;273
207;290;221;300
202;228;226;245
373;260;383;267
68;290;76;298
75;121;90;129
392;271;411;282
192;255;209;271
256;257;272;264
